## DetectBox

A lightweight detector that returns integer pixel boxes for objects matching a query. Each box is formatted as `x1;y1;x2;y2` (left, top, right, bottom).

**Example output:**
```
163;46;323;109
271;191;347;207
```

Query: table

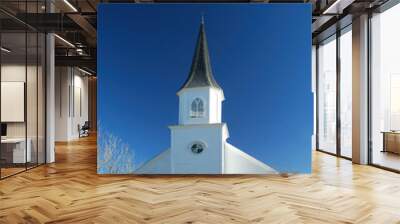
1;138;31;163
382;131;400;154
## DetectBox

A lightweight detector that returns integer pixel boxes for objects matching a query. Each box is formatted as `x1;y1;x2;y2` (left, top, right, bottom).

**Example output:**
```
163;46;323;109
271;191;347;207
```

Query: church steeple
178;19;221;92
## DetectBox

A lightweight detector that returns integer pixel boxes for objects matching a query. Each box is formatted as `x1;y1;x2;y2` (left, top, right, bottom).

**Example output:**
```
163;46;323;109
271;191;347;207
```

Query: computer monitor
1;123;7;137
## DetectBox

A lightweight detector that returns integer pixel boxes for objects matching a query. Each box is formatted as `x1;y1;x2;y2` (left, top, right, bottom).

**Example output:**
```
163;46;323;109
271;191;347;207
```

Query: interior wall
72;72;89;138
55;67;89;141
55;66;69;141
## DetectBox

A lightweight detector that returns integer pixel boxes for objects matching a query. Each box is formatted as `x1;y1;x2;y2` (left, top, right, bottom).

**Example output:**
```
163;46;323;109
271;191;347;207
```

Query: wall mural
98;4;312;174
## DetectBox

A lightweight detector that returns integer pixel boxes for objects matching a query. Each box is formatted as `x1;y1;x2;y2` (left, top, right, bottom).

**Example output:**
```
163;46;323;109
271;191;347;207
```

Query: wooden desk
382;131;400;154
1;138;31;163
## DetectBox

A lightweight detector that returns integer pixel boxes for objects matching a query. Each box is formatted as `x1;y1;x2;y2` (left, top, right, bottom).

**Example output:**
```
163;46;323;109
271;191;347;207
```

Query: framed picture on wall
97;4;312;175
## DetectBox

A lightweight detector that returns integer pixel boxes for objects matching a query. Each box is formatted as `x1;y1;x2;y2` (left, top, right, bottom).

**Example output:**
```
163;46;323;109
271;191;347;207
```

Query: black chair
78;121;90;138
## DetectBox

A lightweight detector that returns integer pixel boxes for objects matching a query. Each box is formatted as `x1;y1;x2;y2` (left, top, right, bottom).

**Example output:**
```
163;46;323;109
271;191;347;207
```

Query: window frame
188;141;207;154
315;24;353;161
190;97;205;118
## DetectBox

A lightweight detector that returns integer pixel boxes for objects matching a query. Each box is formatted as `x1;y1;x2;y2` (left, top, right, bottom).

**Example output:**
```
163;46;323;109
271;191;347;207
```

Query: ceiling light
78;67;93;76
54;34;75;48
322;0;354;15
63;0;78;12
76;48;85;56
323;0;341;14
1;47;11;53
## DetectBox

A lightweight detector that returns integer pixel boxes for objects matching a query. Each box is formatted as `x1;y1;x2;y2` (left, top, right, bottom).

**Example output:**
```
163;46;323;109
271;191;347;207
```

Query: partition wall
0;1;46;179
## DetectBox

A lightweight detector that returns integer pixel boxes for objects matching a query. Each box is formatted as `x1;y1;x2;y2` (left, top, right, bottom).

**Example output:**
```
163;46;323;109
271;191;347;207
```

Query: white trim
169;122;226;130
177;86;223;97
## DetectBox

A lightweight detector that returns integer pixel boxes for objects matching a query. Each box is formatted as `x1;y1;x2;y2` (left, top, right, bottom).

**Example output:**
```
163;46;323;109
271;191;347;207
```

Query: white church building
136;20;277;174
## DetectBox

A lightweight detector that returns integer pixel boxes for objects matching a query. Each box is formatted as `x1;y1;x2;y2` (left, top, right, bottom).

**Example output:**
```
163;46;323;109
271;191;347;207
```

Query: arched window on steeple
190;98;204;118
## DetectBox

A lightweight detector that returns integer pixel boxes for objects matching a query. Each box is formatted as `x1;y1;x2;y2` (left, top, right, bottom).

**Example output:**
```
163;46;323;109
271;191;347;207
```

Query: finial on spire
201;13;204;24
178;12;221;92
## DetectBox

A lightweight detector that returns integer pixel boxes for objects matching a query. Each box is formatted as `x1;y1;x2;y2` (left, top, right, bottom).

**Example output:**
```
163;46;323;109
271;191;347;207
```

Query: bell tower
176;19;225;125
169;19;229;174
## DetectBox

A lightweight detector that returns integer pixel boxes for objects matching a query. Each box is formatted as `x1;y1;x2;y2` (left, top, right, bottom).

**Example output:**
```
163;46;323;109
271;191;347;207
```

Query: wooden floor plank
0;135;400;223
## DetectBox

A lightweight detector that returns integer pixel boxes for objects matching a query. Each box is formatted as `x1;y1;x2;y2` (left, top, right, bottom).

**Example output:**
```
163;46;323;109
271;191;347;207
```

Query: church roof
178;20;221;92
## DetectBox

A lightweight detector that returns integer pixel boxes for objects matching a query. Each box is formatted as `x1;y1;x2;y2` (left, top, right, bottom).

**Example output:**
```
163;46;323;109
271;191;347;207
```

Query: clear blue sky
98;3;312;173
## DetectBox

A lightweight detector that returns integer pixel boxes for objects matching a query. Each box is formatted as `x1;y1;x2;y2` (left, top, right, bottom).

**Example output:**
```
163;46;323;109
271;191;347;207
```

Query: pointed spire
178;18;221;92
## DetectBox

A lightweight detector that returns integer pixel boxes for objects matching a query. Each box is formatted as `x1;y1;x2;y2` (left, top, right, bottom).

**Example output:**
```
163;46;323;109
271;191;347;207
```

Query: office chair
79;121;90;138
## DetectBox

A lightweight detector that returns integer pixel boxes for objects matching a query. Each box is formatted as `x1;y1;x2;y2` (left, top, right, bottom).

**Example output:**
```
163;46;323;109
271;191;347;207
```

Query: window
190;142;205;154
316;27;353;159
317;35;337;154
370;4;400;171
339;27;352;158
190;98;204;118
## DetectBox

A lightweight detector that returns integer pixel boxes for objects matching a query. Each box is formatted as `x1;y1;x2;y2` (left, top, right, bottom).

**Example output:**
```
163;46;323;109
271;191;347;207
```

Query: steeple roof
178;20;221;92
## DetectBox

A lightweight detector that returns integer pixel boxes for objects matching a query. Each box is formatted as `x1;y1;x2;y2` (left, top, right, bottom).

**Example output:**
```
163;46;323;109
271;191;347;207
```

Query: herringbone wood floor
1;135;400;224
